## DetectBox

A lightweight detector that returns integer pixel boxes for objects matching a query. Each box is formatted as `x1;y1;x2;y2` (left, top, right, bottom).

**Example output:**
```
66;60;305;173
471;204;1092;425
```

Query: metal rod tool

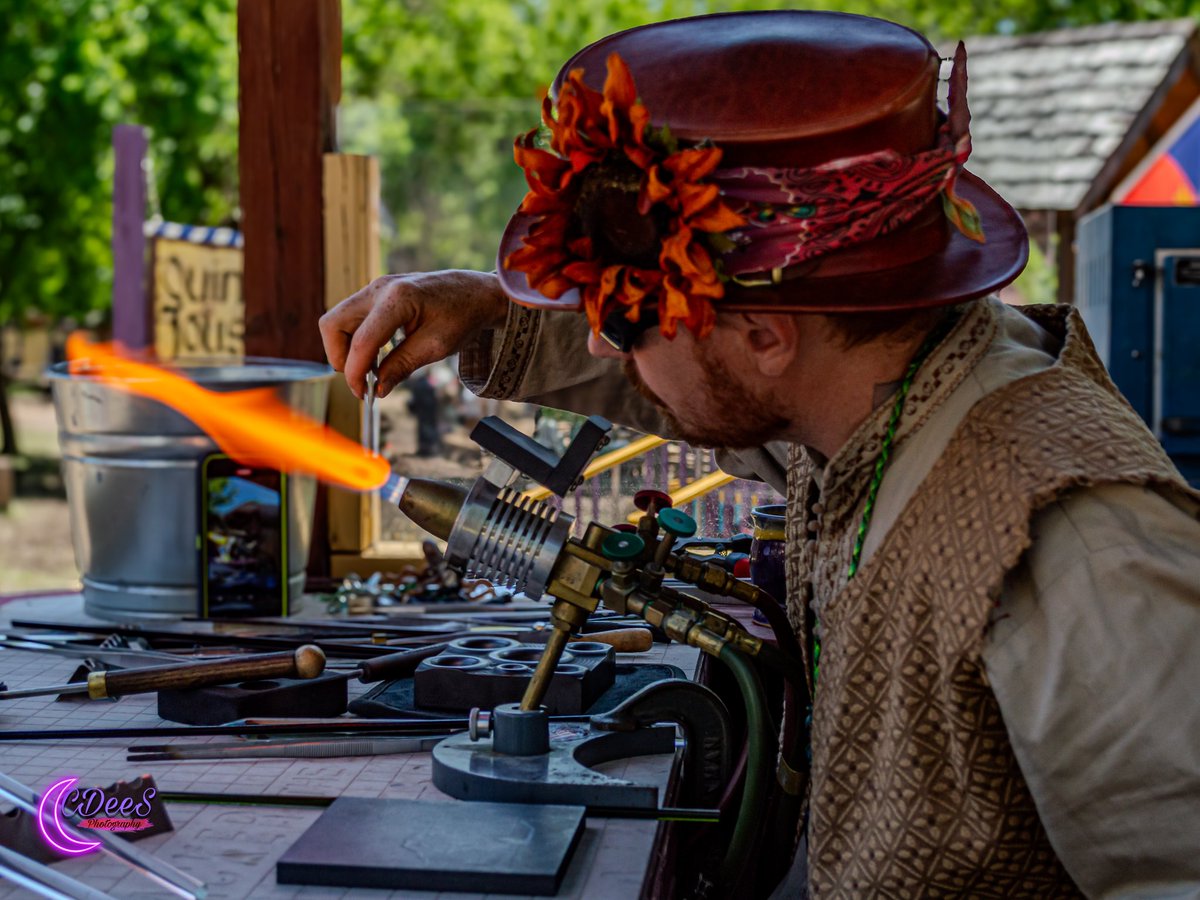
155;789;722;822
0;772;206;899
0;714;590;742
9;620;390;659
0;636;224;668
128;735;442;761
363;367;379;453
0;645;325;700
0;844;117;900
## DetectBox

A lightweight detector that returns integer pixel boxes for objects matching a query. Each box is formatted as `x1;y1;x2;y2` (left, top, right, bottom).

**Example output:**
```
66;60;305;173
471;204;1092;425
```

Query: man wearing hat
321;11;1200;897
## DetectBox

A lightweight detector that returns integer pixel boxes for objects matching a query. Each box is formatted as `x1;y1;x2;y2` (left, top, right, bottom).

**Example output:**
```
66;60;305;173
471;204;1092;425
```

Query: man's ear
732;312;798;377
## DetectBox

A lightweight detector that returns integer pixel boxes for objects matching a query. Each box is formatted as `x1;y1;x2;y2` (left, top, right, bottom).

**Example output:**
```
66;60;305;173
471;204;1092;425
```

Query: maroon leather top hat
498;11;1028;336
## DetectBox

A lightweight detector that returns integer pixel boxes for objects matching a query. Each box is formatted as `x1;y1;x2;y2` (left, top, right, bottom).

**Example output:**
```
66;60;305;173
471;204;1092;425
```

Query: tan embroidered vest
786;306;1199;898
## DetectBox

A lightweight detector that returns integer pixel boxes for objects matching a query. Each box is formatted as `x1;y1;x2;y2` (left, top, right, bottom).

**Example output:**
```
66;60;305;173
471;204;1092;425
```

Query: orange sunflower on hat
505;53;746;340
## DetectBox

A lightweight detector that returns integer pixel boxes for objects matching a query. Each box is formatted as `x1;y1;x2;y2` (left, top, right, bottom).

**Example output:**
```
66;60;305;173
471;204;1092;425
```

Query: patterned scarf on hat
714;42;984;279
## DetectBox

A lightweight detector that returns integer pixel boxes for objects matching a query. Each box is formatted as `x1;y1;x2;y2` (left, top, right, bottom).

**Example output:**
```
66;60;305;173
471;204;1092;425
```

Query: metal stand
432;702;675;808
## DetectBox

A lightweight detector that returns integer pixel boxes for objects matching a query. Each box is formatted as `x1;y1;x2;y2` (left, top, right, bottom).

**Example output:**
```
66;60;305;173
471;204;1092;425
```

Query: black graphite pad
351;662;686;719
158;673;347;725
276;796;586;894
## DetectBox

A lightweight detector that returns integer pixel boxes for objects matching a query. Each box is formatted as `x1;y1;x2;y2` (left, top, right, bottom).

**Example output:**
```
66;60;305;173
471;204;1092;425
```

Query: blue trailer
1076;204;1200;486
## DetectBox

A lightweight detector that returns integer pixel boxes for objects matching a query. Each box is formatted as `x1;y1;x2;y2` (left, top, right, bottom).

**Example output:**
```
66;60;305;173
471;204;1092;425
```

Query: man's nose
587;332;629;360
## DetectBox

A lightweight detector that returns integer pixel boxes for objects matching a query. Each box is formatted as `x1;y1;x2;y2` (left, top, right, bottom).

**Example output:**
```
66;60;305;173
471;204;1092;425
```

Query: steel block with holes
413;637;615;714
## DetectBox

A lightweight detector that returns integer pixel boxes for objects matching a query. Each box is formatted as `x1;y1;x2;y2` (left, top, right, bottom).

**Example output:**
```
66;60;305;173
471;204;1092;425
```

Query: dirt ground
0;392;79;593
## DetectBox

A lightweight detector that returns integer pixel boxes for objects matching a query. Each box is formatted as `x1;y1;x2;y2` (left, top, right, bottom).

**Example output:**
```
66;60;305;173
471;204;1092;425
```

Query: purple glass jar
749;504;787;623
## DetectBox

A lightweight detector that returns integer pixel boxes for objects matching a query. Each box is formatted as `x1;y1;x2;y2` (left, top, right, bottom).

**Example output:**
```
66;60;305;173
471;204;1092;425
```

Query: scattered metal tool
128;734;442;762
10;619;390;659
0;714;587;743
193;616;464;636
258;642;448;681
363;366;378;453
322;544;499;613
339;641;449;682
58;661;119;704
0;772;206;899
0;843;117;900
0;635;200;669
154;788;720;822
0;645;325;701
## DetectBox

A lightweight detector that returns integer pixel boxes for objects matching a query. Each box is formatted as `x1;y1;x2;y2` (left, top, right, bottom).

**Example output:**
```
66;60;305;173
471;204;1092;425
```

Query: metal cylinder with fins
442;478;574;600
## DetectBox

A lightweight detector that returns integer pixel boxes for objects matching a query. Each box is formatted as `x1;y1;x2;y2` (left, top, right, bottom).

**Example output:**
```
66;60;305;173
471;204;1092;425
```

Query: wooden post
324;153;380;555
1055;213;1077;305
112;125;150;350
238;0;340;361
238;0;341;578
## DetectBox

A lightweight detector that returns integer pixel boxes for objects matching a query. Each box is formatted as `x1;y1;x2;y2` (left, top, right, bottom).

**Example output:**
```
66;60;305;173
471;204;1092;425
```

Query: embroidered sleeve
459;303;542;400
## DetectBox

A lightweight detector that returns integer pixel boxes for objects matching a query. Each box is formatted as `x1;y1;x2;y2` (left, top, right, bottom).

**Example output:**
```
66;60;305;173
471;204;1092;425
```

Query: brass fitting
690;628;727;658
519;599;581;711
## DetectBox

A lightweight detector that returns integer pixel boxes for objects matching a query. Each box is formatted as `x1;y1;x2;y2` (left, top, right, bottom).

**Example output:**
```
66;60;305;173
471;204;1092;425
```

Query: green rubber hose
717;642;774;889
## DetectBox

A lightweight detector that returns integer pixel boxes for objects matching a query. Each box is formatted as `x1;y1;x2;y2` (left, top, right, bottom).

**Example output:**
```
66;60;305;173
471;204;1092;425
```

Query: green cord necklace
846;328;943;580
810;322;949;686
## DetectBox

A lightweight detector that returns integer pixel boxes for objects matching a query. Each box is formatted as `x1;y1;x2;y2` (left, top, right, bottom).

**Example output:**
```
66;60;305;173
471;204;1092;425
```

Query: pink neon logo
37;777;101;856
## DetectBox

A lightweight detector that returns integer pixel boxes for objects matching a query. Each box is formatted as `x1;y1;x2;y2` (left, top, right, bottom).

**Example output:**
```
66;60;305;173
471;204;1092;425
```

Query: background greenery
1;0;1195;451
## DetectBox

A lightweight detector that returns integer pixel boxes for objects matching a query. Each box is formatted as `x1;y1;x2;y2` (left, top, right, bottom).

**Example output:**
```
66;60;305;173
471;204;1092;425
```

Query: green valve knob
657;507;697;538
602;532;646;561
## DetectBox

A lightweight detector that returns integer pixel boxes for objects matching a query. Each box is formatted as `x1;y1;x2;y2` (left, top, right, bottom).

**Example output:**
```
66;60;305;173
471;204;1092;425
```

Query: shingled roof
944;19;1200;213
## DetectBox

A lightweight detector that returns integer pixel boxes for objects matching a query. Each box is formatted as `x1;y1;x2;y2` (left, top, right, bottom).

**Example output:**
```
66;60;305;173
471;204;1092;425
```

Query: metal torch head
393;476;574;600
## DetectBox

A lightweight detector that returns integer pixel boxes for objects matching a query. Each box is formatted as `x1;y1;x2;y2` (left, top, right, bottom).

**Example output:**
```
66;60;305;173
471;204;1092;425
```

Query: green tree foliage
337;0;1200;275
6;0;1198;329
339;0;721;273
0;0;237;451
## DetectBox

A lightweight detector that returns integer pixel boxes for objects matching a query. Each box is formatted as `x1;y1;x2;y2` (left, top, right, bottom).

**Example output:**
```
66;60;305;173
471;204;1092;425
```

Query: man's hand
319;269;508;399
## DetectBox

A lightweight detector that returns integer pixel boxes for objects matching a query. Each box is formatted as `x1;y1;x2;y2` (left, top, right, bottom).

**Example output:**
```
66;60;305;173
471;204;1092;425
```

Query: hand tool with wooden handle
517;627;653;653
349;642;448;682
0;645;326;700
570;628;653;652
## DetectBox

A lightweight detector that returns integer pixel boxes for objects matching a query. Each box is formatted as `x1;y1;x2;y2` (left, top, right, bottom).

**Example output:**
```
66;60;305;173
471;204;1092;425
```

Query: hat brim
496;169;1027;315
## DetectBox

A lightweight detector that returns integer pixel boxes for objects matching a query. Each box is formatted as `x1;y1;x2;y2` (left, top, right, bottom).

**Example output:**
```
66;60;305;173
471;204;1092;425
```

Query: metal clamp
470;415;611;497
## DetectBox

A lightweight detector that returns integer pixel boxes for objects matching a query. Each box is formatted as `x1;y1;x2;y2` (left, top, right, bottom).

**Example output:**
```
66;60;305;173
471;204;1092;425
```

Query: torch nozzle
383;475;469;542
378;472;410;506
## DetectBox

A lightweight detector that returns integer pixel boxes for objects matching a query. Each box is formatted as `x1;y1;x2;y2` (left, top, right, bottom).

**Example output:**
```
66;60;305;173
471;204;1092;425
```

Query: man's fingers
340;276;426;397
318;282;377;373
344;296;410;399
320;270;502;398
375;330;453;397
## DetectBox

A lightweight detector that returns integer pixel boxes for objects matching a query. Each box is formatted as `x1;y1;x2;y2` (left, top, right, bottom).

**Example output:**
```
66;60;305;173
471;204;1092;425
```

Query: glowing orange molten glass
66;335;390;492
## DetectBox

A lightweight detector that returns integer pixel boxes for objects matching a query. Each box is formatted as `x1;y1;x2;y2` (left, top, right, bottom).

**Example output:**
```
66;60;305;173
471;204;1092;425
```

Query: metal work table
0;592;700;900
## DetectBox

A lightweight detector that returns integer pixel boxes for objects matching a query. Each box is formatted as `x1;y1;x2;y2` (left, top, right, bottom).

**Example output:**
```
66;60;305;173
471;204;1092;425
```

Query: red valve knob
634;489;673;513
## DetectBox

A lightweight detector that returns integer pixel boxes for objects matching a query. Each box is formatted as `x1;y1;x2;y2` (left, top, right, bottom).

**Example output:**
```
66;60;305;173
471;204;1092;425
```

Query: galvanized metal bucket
48;358;334;621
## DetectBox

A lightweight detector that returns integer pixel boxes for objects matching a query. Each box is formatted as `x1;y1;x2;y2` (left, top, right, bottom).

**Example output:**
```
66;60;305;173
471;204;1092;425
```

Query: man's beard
621;356;789;449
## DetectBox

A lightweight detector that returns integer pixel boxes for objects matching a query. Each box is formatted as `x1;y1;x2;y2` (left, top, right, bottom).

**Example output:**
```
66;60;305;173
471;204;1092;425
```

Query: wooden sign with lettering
152;237;245;360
